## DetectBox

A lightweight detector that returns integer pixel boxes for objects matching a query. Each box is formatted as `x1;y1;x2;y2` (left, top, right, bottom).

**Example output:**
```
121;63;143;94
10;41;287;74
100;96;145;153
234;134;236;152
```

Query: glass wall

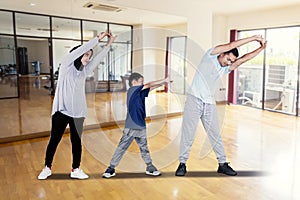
236;30;265;108
236;26;300;116
0;36;17;98
95;24;132;92
15;13;50;37
52;17;81;40
264;27;299;114
0;11;17;98
0;9;133;98
83;21;107;41
52;39;81;73
17;37;50;75
0;11;13;34
167;36;187;94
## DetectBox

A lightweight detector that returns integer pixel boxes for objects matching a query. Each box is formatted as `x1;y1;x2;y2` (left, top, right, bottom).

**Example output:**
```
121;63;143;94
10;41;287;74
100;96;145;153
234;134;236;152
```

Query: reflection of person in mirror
43;64;60;91
176;35;267;177
38;31;116;180
102;73;172;178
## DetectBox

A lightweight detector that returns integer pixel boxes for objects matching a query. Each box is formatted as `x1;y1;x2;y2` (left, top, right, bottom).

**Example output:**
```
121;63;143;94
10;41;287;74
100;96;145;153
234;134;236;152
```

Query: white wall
212;15;230;101
132;25;144;76
162;23;187;35
132;24;188;84
212;15;229;47
227;5;300;30
142;27;166;82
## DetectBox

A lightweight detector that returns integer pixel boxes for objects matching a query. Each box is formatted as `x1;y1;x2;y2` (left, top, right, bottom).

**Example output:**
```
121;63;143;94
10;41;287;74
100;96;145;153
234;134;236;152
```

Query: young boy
102;72;171;178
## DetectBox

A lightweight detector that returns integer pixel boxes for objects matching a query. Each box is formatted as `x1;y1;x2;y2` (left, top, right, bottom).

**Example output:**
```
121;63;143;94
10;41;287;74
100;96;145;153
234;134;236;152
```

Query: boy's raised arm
143;77;172;91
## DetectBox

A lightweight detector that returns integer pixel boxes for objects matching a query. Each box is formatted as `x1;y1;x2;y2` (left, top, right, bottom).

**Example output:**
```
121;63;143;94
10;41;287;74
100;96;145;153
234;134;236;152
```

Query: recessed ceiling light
30;3;36;6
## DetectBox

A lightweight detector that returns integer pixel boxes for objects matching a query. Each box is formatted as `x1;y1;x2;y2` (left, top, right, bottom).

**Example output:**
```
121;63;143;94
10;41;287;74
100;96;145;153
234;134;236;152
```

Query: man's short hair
128;72;143;87
224;48;239;58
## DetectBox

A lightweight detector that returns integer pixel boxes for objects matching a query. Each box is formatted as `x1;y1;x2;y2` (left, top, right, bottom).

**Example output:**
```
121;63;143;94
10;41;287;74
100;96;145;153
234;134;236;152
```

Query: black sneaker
102;167;116;178
217;162;237;176
175;163;187;176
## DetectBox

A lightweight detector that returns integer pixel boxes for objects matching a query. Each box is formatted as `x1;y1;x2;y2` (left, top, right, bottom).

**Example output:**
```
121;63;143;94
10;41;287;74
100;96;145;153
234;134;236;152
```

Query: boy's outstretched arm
143;77;172;91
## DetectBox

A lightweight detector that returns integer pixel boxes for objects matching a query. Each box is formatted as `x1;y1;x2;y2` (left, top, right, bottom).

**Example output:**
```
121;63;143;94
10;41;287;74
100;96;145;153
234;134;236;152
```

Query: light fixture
29;3;36;6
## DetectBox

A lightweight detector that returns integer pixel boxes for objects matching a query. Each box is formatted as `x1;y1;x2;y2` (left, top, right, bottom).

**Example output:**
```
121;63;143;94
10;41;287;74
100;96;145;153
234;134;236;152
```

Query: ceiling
210;0;300;15
0;0;299;26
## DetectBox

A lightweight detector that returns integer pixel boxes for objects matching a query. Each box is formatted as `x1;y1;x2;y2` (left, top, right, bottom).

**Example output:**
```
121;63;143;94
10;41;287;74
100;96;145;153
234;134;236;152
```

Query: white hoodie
52;37;109;118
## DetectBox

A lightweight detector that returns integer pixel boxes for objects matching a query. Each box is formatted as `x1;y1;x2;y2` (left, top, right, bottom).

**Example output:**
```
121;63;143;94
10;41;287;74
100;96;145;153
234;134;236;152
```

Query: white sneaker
102;167;116;178
146;164;161;176
38;166;52;180
146;170;161;176
70;168;89;179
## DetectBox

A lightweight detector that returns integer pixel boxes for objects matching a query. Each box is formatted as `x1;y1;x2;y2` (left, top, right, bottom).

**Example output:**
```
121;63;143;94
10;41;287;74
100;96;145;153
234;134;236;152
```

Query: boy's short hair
224;48;239;58
128;72;143;87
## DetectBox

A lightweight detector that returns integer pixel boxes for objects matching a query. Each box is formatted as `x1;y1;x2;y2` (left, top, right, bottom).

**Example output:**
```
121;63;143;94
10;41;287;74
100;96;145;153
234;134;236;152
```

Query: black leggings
45;111;84;169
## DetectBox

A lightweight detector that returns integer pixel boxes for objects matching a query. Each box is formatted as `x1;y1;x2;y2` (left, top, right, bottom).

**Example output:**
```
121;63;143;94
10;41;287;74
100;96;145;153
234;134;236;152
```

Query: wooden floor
1;103;300;199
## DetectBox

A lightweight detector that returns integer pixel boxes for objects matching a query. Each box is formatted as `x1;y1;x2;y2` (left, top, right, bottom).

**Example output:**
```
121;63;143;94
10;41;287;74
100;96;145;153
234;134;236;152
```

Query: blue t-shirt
125;85;150;129
188;48;231;104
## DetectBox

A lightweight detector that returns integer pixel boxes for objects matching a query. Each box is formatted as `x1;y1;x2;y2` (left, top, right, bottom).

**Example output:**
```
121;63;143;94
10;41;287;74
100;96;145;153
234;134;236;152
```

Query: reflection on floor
94;80;124;92
0;75;18;98
0;75;185;143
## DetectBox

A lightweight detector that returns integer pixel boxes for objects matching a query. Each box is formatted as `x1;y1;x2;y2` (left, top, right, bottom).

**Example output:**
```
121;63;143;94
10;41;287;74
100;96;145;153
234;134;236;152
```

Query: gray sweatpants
110;128;152;168
179;94;226;164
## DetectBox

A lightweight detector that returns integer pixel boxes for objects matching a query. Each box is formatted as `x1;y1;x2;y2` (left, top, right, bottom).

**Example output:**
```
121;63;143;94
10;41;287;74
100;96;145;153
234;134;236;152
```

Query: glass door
85;23;132;92
236;27;300;116
167;36;187;94
0;11;18;98
93;42;133;92
107;24;132;92
236;30;265;108
264;27;299;115
0;35;18;98
17;37;51;99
